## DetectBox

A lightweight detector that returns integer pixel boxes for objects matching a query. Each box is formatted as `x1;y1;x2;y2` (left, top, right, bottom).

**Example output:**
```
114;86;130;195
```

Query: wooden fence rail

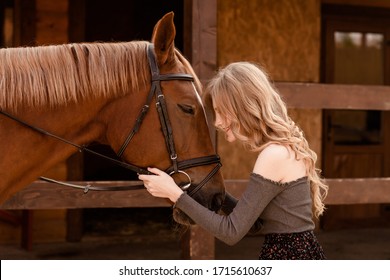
226;178;390;205
2;177;390;209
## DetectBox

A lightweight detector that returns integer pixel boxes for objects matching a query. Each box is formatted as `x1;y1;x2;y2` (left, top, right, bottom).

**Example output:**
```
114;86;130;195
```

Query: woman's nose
214;116;222;127
214;114;222;127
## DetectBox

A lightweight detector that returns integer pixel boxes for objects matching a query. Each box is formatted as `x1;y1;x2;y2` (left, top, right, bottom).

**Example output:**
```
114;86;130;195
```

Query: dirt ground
1;208;390;260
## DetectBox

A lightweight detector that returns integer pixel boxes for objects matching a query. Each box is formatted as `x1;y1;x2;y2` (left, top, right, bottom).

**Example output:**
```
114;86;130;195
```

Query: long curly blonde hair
204;62;328;218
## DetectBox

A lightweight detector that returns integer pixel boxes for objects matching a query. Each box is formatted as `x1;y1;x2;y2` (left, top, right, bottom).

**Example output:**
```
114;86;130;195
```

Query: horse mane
174;49;203;96
0;41;150;110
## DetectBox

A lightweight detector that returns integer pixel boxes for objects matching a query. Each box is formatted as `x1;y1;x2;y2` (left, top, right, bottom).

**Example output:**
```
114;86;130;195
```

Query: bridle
116;44;221;194
0;43;221;196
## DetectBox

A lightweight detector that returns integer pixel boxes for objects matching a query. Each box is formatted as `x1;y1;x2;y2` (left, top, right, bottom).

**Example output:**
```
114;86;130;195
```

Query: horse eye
178;104;195;115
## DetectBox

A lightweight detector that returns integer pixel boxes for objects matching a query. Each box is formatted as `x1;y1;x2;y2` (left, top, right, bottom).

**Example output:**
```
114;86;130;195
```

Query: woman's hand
138;167;184;203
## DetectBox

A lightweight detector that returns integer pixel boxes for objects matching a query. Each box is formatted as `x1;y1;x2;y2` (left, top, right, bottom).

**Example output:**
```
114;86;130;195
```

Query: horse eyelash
177;104;195;115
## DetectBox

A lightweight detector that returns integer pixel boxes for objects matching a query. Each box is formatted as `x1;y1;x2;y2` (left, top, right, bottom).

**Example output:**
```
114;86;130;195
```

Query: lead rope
0;110;151;175
39;177;144;193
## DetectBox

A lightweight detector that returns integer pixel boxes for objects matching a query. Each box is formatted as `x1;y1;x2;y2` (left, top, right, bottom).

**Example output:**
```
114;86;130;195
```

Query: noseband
0;44;221;196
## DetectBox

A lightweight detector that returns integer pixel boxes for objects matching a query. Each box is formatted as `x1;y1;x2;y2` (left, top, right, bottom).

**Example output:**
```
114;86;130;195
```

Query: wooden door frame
321;4;390;178
320;4;390;228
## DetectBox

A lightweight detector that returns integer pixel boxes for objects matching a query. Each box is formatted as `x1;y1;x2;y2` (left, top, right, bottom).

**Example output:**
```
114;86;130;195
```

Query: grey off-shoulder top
175;173;314;246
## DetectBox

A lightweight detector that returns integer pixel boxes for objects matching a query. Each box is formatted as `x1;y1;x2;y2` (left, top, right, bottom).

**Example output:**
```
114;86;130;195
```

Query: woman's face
213;101;236;142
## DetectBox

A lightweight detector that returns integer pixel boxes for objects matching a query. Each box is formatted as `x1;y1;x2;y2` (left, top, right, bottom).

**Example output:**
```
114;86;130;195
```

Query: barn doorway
321;4;390;229
69;0;185;181
68;0;187;239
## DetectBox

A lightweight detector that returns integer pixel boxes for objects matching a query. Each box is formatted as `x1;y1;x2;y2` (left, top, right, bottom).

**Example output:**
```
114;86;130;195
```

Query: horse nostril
211;193;224;212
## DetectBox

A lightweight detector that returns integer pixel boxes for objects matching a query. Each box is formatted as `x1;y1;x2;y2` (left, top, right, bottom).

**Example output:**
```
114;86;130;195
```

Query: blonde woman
139;62;328;260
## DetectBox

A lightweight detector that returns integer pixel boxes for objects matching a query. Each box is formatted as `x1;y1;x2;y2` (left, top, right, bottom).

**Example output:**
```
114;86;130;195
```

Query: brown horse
0;12;225;225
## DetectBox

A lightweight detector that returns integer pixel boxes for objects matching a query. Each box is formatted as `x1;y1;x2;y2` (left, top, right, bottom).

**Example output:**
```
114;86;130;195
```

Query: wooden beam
0;210;21;225
190;0;217;84
2;177;390;209
184;0;218;260
180;225;215;260
321;0;390;9
21;210;33;251
323;178;390;205
224;178;390;205
276;82;390;110
0;181;171;209
13;0;37;46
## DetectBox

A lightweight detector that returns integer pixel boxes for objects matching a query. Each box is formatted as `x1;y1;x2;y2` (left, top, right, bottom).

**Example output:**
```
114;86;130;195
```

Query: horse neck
0;98;108;203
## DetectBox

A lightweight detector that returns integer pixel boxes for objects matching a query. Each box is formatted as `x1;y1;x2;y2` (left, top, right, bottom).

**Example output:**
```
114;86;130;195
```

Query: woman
138;62;328;260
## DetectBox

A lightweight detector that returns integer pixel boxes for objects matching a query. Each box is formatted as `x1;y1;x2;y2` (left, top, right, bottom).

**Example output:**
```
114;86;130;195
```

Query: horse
0;12;225;225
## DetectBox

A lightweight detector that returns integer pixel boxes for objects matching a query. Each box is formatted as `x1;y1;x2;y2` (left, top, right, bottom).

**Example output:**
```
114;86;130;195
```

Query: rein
0;43;221;196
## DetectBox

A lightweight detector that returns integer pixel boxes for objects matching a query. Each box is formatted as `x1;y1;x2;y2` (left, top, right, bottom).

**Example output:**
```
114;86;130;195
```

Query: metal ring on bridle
169;170;191;191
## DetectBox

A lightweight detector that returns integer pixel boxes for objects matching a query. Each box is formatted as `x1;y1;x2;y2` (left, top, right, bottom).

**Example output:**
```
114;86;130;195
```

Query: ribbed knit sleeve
175;174;283;245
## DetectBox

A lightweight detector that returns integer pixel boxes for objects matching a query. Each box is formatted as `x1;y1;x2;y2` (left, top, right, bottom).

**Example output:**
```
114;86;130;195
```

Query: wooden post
13;0;36;46
21;210;33;251
66;153;84;242
180;225;215;260
181;0;218;260
13;0;37;251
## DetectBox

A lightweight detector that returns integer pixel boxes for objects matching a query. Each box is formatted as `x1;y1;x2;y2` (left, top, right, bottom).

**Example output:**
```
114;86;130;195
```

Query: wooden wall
35;0;70;244
0;0;69;246
217;0;322;179
35;0;68;44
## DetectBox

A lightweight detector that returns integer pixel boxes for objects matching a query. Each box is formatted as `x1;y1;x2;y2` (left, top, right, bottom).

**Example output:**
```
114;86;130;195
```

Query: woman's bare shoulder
258;144;290;159
253;144;306;183
252;144;289;182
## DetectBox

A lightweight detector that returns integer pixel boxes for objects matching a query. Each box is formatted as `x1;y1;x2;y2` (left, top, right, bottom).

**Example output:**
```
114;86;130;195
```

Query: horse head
102;12;226;225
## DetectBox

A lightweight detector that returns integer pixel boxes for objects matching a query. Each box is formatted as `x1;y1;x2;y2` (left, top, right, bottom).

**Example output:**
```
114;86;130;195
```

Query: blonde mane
0;41;150;110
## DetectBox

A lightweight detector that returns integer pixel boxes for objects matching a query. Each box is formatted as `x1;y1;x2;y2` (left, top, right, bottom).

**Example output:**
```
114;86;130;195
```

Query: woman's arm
139;169;280;245
220;192;238;215
174;175;280;245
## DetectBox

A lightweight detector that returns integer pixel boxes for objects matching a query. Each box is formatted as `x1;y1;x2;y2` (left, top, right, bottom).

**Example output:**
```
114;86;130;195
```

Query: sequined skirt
259;230;326;260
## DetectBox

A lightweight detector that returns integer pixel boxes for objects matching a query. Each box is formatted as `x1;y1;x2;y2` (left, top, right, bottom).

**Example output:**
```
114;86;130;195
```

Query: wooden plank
224;178;390;205
323;178;390;205
2;178;390;210
0;210;21;225
276;82;390;110
185;0;217;260
190;0;218;148
66;209;83;242
191;0;217;84
0;181;171;209
35;0;68;45
21;210;33;251
13;0;36;46
180;225;215;260
322;0;390;9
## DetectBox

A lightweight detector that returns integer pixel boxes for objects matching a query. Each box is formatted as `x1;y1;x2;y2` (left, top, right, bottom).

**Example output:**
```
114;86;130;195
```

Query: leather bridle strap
187;163;221;196
0;109;151;175
117;44;194;173
165;155;221;174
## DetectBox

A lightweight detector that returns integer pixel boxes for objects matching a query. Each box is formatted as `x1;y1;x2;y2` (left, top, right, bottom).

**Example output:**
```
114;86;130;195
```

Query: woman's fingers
137;167;183;202
138;167;165;189
147;167;164;175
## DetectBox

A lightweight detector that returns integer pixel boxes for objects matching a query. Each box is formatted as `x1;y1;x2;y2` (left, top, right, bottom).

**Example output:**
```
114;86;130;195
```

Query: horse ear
151;12;176;66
